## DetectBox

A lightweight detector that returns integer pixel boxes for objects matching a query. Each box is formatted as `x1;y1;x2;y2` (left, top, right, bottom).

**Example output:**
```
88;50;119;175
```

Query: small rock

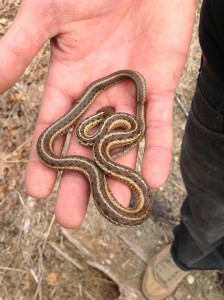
23;218;31;233
187;274;195;285
174;155;178;162
109;253;115;259
105;259;111;265
136;230;142;237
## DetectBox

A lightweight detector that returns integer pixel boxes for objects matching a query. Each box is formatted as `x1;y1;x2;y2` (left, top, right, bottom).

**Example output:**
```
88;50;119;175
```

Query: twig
86;260;120;287
175;95;189;118
0;197;7;207
0;0;15;13
0;198;12;217
30;269;39;284
42;214;55;252
33;245;43;300
172;181;186;192
26;45;47;85
48;241;84;271
4;139;30;160
85;290;96;300
119;235;148;264
0;159;28;164
16;191;26;208
61;228;91;257
0;266;27;273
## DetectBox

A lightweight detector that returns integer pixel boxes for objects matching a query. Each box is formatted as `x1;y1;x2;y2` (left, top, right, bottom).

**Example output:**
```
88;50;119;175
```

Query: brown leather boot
142;244;189;300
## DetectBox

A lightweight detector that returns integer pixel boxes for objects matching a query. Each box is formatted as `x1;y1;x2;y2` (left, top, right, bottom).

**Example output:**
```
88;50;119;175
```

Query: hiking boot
142;244;188;300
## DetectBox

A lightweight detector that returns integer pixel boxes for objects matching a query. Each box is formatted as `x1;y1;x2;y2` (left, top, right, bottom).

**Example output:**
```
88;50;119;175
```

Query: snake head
97;106;115;118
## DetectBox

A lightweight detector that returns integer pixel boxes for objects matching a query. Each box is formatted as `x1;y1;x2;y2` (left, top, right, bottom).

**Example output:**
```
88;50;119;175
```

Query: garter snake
36;70;152;226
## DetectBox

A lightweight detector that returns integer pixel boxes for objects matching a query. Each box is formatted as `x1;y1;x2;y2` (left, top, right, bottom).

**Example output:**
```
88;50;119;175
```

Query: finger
25;56;91;199
107;80;139;206
25;85;74;198
55;172;90;228
55;137;138;228
0;0;52;93
54;124;92;228
142;92;174;188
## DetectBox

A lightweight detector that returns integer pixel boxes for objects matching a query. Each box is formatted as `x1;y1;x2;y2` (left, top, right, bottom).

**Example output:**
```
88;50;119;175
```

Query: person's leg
172;59;224;271
172;0;224;271
142;60;224;300
142;0;224;299
199;0;224;82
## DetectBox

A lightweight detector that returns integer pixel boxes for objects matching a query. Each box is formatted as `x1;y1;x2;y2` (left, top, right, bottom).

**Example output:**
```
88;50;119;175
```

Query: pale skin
0;0;196;228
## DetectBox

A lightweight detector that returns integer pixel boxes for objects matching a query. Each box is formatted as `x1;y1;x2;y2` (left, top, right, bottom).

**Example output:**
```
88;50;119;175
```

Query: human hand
0;0;196;227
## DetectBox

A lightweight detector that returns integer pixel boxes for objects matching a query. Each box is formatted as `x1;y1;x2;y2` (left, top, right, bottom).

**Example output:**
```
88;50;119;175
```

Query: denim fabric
171;62;224;270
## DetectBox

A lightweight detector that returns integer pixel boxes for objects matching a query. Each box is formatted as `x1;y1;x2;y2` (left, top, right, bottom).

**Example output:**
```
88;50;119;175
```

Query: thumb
0;0;53;93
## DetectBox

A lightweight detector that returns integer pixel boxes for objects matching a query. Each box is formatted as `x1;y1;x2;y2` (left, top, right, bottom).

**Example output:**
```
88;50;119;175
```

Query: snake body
36;70;152;226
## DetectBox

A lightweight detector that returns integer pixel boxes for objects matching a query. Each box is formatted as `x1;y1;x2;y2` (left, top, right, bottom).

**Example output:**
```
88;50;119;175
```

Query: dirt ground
1;1;224;300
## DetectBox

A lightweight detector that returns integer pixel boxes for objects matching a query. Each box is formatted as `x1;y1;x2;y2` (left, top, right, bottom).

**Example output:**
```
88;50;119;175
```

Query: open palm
0;0;196;227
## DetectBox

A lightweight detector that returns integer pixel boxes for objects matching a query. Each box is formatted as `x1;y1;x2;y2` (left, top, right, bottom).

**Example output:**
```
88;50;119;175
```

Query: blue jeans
171;61;224;270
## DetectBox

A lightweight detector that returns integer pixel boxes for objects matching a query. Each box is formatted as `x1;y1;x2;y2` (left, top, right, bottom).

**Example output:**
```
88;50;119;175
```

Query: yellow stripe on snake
36;70;152;226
